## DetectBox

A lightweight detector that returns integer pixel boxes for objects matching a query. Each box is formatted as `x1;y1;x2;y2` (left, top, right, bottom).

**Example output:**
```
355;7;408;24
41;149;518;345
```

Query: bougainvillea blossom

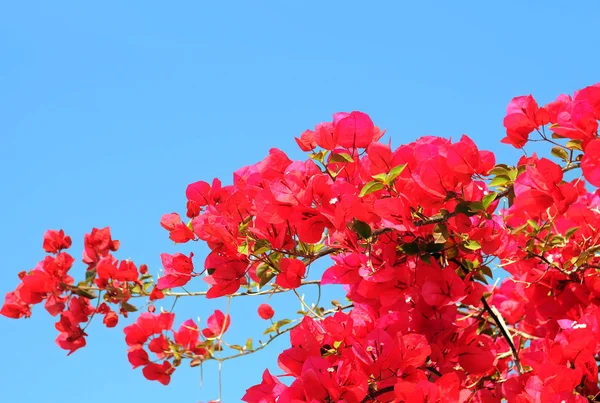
4;84;600;402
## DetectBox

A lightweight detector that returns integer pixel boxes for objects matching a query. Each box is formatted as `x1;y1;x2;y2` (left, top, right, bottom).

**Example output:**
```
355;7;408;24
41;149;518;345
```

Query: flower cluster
1;227;152;354
124;309;230;385
4;85;600;402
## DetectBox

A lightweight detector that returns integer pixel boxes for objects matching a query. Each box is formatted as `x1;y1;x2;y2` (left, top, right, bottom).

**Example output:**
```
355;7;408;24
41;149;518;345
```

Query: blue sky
1;1;599;402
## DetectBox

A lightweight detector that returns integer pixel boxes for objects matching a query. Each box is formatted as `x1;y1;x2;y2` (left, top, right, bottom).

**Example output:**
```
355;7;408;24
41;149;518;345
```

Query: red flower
334;111;376;149
275;258;305;289
96;257;138;284
242;370;287;403
551;98;598;141
157;252;194;290
0;289;31;319
127;347;150;369
82;227;120;265
142;361;174;386
257;303;275;320
458;336;497;374
54;297;94;355
12;86;600;401
174;319;200;349
148;334;169;355
186;180;213;207
160;213;195;243
123;312;174;347
149;286;165;301
501;95;549;148
43;229;72;254
103;310;118;328
202;309;231;338
582;139;600;187
421;267;465;307
295;129;317;152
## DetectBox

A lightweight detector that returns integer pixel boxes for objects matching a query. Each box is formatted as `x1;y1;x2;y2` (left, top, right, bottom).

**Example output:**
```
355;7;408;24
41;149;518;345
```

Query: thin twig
457;308;539;340
293;289;321;318
81;290;103;333
360;385;395;403
480;297;523;373
213;303;353;363
165;279;322;297
451;258;523;374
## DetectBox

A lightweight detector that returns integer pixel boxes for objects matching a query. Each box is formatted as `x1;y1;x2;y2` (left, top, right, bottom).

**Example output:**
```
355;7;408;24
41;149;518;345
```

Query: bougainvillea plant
4;84;600;402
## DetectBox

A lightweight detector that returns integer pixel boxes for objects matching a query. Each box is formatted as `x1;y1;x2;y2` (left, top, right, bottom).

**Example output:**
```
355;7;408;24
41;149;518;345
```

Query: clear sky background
1;1;599;402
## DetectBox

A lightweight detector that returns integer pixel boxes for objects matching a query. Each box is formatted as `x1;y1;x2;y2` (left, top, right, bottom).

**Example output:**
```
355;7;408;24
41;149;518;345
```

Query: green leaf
399;241;420;255
237;242;249;256
565;226;579;240
480;265;493;279
245;338;253;351
256;264;276;289
566;140;583;151
549;235;566;246
321;346;337;357
121;302;138;312
371;173;388;182
462;259;475;270
482;192;498;209
551;146;570;162
351;219;372;239
526;220;539;231
238;220;250;234
386;164;407;183
359;180;385;197
256;263;269;279
463;240;481;251
468;201;484;212
446;245;459;259
143;282;154;293
432;223;449;244
73;288;97;299
85;269;97;283
263;319;293;335
329;152;354;163
259;273;278;290
455;202;473;216
488;165;511;176
253;239;271;254
472;270;489;285
425;241;445;254
309;150;328;164
489;175;511;187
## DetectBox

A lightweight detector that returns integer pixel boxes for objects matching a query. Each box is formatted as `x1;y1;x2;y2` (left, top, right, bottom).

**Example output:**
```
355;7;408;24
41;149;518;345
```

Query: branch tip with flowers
5;87;600;402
